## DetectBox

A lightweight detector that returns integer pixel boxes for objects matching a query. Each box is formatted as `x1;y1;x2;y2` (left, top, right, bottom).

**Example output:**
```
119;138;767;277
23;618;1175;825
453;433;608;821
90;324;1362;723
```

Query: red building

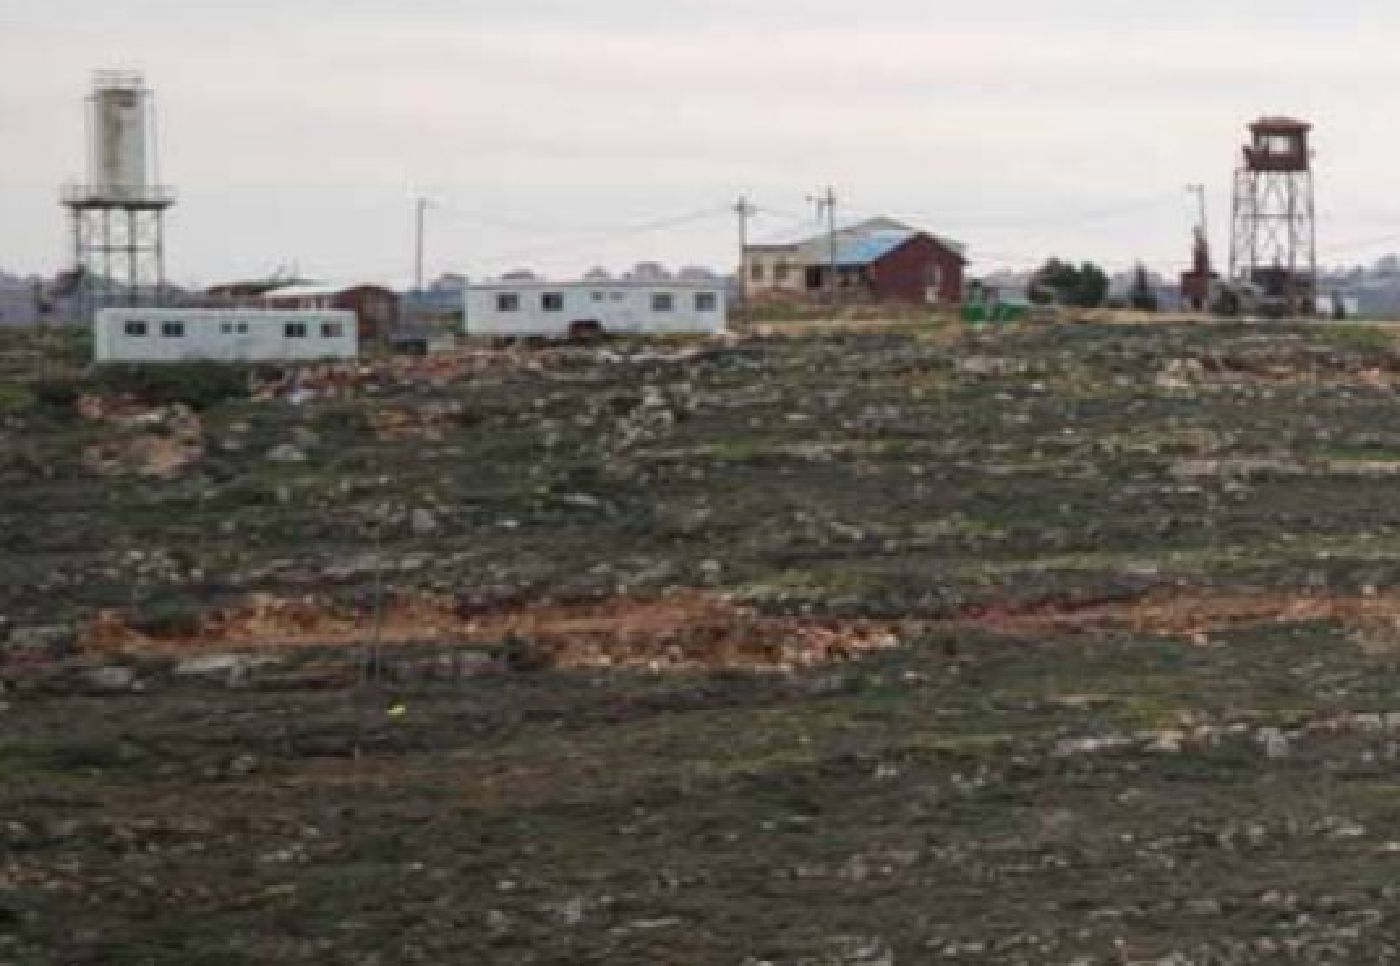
744;217;967;306
204;280;400;341
855;231;967;304
258;284;399;341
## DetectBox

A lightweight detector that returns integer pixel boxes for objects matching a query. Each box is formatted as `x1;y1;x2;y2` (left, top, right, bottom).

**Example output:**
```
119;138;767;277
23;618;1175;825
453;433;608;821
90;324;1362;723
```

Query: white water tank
90;72;148;198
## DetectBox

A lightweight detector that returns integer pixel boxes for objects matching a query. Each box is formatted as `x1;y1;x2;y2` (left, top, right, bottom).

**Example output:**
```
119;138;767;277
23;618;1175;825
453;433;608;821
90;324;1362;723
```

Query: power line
477;204;732;267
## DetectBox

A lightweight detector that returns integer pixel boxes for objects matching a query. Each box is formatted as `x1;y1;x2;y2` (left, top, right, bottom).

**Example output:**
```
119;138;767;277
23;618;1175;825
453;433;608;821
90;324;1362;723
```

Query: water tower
60;71;176;320
1228;116;1317;316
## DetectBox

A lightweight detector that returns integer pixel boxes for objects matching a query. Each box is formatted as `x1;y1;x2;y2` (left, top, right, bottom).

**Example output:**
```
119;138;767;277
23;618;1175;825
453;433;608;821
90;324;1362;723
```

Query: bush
0;382;35;415
131;597;205;638
29;379;81;412
314;404;371;438
91;363;253;410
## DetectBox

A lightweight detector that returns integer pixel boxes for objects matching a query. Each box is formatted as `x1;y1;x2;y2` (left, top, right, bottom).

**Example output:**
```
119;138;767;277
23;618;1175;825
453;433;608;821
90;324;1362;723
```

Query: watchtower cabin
1229;116;1318;317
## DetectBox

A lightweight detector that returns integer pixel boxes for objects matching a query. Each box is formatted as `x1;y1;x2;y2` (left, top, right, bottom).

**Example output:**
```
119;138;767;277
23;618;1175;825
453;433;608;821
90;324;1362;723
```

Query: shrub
0;382;35;415
29;379;81;412
130;597;205;638
91;363;252;410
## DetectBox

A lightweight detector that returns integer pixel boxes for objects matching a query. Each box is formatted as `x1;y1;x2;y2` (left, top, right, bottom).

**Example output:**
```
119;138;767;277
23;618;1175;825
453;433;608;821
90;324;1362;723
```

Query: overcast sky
4;1;1400;286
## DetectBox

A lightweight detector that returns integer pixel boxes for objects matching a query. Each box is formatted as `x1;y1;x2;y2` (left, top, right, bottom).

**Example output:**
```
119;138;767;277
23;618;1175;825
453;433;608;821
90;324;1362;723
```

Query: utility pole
809;186;838;308
1187;183;1208;239
734;196;757;331
413;196;429;295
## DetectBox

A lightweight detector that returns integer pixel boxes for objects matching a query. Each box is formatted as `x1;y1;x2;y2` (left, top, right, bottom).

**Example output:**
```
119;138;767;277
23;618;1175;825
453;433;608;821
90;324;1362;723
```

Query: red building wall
865;234;966;304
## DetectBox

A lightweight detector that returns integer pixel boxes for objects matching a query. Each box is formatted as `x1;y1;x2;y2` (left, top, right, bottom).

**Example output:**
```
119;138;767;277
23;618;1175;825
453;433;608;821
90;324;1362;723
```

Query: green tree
1129;263;1159;312
1029;259;1109;309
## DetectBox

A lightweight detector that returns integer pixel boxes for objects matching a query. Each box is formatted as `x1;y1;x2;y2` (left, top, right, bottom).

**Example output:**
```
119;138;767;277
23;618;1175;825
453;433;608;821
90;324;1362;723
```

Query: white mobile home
465;279;727;338
94;308;358;363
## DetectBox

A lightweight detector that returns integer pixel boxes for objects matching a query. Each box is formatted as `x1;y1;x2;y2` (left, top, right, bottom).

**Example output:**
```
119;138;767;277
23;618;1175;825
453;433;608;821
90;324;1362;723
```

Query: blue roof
833;230;915;266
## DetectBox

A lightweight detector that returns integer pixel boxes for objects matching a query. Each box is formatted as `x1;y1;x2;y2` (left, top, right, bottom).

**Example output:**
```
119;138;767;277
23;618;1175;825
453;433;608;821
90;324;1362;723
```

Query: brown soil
78;397;204;478
954;590;1400;649
77;591;902;671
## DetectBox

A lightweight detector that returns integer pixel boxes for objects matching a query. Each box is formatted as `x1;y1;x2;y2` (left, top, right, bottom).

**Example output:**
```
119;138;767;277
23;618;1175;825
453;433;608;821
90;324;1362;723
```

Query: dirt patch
77;592;901;672
367;402;467;441
954;590;1400;650
1157;353;1400;390
78;396;204;478
75;588;1400;670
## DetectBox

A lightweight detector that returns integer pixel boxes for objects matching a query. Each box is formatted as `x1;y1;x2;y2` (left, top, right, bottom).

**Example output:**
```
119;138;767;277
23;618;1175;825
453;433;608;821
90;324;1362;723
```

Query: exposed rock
82;664;137;692
1257;726;1291;760
265;443;307;463
410;508;439;536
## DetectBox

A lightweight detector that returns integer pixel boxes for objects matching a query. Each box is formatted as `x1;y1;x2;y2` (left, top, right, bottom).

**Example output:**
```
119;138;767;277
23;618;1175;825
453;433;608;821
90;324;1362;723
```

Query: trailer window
285;322;308;338
236;321;249;335
124;320;148;337
591;291;605;302
161;321;185;338
695;292;718;312
542;292;564;312
220;321;234;335
321;322;344;338
497;292;520;312
651;292;674;313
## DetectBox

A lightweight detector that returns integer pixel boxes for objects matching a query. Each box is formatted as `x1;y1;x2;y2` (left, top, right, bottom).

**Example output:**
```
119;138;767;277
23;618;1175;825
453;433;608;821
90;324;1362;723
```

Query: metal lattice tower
60;71;175;322
1229;116;1316;317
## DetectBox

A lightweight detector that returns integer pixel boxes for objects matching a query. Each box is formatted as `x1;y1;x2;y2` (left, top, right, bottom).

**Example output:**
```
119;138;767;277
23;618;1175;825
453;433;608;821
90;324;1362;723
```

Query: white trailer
465;280;727;338
94;308;358;363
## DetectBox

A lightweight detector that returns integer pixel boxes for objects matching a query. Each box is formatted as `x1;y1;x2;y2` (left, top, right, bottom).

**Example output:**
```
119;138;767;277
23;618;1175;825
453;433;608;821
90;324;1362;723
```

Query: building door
924;264;942;304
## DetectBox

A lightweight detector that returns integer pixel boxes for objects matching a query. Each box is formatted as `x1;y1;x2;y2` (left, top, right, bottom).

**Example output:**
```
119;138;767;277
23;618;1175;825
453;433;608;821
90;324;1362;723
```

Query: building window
591;291;606;302
124;320;147;337
651;292;674;313
750;262;764;282
774;262;790;283
236;322;249;335
285;322;308;338
321;322;344;338
695;292;718;312
496;292;520;312
220;321;234;335
161;321;185;338
610;292;624;301
542;292;564;312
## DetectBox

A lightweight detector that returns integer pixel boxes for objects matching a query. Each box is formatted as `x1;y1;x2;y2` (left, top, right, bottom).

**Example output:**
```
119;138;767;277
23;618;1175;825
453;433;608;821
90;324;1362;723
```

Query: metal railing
60;183;176;207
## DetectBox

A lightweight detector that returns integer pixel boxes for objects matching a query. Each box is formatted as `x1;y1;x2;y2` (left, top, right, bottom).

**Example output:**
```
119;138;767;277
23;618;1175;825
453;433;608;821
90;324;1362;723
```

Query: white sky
3;0;1399;286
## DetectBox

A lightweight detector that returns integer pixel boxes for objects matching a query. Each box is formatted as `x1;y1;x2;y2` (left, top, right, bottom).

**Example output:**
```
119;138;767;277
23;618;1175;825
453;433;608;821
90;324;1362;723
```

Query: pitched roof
832;230;916;266
750;216;966;262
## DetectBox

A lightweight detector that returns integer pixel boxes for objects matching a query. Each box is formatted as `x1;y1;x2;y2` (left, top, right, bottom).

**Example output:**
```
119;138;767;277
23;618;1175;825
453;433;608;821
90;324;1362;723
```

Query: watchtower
60;71;176;321
1229;116;1316;316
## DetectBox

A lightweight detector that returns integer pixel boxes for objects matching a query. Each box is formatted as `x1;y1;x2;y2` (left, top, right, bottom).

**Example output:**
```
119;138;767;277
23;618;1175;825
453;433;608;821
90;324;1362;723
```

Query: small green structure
961;300;1030;326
